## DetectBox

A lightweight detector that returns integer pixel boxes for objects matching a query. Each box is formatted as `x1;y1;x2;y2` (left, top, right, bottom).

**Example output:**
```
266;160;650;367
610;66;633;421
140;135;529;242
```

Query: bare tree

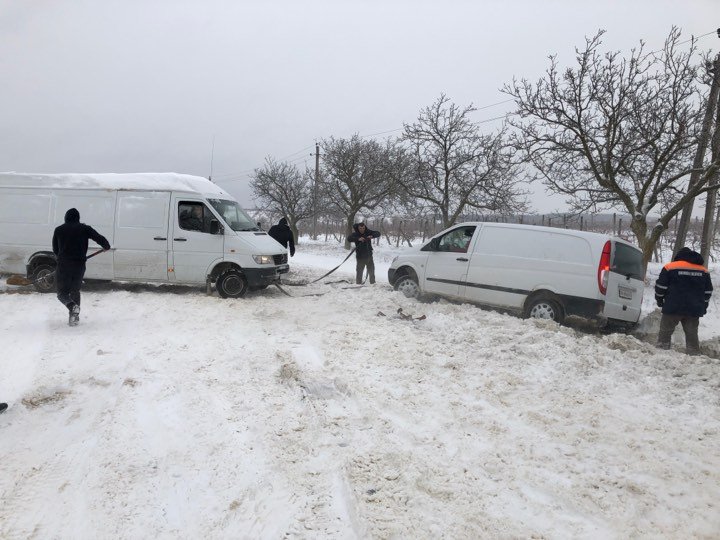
250;157;313;242
504;28;720;271
319;135;407;247
400;94;527;229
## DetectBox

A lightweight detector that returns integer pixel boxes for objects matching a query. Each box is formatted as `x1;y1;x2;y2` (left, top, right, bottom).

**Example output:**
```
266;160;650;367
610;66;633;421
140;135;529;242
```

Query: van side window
178;202;211;233
435;226;476;253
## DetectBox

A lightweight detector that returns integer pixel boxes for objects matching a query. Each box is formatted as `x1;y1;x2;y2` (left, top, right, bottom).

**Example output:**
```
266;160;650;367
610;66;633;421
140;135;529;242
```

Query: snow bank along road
1;263;719;538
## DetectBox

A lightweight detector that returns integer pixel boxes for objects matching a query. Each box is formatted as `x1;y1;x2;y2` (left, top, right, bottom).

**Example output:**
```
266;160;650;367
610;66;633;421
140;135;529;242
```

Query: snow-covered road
1;242;719;538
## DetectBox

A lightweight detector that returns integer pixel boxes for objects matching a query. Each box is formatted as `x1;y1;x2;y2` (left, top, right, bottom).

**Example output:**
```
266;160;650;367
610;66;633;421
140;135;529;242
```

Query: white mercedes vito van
387;222;645;328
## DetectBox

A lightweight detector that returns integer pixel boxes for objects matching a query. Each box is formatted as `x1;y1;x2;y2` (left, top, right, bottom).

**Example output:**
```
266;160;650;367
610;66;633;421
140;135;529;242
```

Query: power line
675;29;718;48
278;144;315;161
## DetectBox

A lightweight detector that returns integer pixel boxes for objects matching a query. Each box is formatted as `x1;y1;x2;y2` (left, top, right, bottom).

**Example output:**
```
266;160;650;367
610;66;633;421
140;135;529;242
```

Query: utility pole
673;53;720;255
312;142;320;240
701;71;720;263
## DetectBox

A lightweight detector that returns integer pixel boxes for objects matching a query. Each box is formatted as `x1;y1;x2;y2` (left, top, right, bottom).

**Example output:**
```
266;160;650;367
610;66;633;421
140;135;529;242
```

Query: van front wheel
525;296;564;324
395;275;421;299
216;269;248;298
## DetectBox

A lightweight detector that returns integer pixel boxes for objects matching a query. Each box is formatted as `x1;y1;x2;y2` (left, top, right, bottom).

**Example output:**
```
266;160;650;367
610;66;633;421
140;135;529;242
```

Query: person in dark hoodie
268;217;295;257
52;208;111;326
655;247;713;355
347;222;381;284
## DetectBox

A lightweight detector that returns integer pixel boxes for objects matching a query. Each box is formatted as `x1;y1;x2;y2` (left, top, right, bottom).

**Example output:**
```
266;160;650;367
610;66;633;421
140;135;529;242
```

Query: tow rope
274;247;358;297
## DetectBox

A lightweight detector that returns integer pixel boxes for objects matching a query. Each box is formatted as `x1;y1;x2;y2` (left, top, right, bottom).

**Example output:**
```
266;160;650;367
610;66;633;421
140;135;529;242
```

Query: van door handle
456;257;469;262
153;237;167;241
174;238;187;242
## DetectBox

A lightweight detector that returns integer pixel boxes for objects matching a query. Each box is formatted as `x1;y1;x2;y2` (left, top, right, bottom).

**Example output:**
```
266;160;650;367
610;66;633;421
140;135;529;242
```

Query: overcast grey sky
0;0;717;212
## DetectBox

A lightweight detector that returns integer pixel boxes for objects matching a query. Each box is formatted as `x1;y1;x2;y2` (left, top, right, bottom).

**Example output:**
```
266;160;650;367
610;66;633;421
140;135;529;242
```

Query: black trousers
56;260;86;312
356;256;375;284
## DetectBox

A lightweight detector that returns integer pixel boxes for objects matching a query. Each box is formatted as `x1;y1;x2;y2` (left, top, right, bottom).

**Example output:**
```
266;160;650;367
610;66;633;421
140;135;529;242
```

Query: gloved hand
656;299;664;308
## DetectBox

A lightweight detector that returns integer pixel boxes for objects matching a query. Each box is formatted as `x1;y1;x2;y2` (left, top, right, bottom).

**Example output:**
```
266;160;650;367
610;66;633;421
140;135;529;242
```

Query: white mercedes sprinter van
388;222;645;328
0;173;289;297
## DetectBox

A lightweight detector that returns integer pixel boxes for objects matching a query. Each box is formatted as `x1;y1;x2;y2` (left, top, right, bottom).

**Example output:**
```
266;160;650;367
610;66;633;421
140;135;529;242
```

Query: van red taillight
598;240;611;295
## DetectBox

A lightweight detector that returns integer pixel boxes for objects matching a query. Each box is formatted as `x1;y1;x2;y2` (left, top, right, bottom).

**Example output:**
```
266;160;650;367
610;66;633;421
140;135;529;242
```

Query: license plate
618;285;635;299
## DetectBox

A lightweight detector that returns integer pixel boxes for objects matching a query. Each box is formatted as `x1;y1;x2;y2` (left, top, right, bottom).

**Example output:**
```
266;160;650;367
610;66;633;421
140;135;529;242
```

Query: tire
394;275;421;299
31;263;56;293
216;268;248;298
525;296;564;324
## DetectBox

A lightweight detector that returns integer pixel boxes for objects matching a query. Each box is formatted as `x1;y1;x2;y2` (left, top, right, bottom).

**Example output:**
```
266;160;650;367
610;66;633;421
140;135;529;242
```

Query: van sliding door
114;192;171;281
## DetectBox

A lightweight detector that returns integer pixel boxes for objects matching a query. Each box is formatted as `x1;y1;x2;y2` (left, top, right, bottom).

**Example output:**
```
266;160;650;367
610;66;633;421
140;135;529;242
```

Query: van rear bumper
602;303;642;324
244;264;289;287
561;294;640;325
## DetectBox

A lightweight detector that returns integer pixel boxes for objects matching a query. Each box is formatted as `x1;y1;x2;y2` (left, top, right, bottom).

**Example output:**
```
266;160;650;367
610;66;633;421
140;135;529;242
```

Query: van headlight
252;255;274;265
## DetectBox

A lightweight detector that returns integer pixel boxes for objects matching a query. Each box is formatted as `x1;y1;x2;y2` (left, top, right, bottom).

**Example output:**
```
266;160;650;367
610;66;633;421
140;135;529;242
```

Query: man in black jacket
268;217;295;257
52;208;111;326
347;222;381;284
655;247;713;355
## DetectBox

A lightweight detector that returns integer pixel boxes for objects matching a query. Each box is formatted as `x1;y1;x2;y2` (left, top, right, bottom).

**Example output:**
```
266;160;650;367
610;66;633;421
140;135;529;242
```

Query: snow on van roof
0;172;232;198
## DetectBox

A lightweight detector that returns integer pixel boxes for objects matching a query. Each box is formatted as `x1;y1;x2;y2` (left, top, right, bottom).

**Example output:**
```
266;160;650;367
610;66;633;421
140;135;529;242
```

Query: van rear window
612;243;643;280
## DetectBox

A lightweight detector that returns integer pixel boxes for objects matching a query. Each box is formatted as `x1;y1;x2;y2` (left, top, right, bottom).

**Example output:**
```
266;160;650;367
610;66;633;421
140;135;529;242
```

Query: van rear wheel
31;263;56;293
525;296;564;324
395;275;421;299
216;268;248;298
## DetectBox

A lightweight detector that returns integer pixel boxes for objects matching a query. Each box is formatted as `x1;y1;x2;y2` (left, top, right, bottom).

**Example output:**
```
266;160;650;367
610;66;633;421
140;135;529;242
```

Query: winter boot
69;304;80;327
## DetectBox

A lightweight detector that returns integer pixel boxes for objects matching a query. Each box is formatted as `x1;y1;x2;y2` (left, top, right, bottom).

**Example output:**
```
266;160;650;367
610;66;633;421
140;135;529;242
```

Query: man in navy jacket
268;217;295;257
655;247;713;354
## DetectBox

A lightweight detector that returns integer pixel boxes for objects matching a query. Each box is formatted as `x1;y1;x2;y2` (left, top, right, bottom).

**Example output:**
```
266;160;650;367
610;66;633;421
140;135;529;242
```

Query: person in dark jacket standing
347;222;381;284
655;247;713;355
268;217;295;257
52;208;111;326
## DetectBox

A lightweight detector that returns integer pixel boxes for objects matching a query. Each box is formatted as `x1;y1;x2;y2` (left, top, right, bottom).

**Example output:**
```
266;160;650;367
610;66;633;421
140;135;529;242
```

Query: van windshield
612;242;644;280
207;199;259;232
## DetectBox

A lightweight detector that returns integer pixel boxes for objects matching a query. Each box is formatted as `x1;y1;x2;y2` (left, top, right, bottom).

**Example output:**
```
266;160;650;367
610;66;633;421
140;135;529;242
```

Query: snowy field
1;239;719;539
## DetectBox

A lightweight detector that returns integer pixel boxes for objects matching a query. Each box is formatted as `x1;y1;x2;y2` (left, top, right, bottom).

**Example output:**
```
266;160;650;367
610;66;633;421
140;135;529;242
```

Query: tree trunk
344;214;356;250
630;218;653;277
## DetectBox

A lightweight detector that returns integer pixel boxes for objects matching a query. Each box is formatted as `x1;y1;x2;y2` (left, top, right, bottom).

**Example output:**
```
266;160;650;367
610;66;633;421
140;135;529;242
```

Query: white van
388;222;645;328
0;173;289;297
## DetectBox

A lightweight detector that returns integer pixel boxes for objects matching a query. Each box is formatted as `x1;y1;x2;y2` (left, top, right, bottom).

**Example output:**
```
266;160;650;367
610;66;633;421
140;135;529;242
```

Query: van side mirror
210;219;223;235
